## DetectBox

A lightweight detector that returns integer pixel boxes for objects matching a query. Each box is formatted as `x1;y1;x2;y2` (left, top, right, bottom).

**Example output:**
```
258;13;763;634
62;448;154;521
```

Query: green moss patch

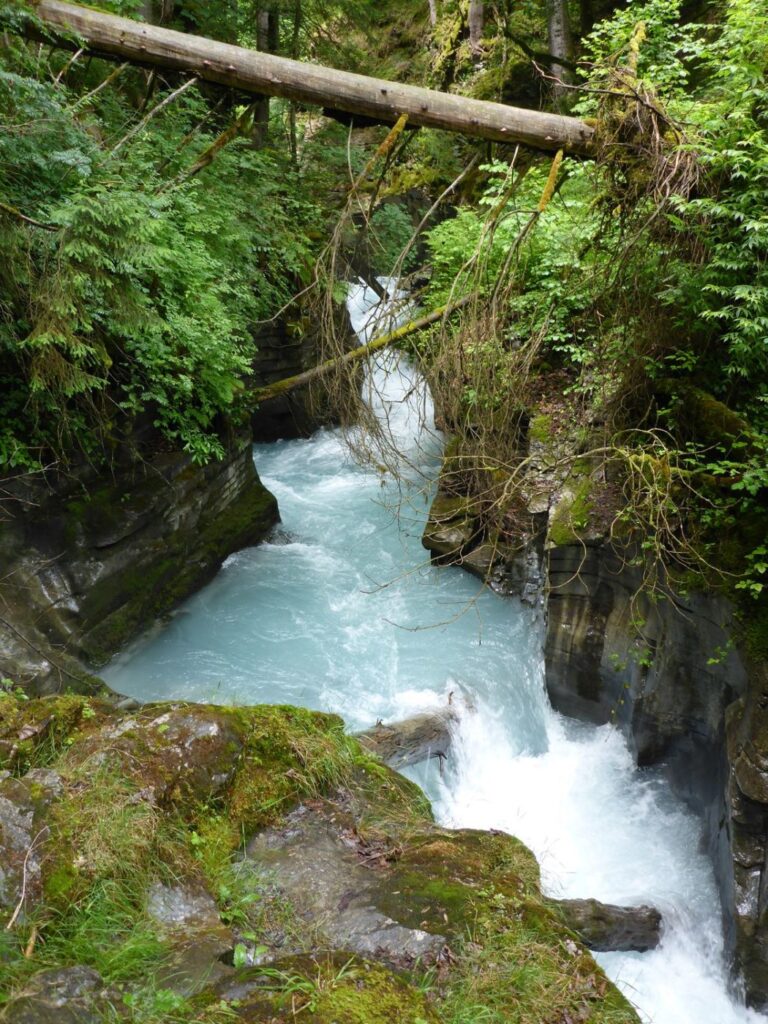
528;413;554;445
548;475;596;547
0;694;110;773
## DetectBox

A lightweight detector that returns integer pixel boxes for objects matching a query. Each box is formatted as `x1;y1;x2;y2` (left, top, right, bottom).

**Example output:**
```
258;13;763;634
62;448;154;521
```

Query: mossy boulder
0;696;639;1024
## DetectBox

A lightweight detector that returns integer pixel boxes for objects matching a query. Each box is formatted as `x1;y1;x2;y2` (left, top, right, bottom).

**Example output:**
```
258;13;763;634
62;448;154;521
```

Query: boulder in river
555;897;663;952
356;707;456;769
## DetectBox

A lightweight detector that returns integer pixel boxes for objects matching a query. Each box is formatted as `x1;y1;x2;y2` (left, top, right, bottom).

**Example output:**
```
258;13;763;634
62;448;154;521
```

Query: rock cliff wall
249;305;356;442
0;436;278;694
423;447;768;1008
250;320;324;441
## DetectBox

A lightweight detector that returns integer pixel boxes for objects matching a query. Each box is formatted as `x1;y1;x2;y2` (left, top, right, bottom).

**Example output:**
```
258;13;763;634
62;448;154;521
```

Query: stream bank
0;695;640;1024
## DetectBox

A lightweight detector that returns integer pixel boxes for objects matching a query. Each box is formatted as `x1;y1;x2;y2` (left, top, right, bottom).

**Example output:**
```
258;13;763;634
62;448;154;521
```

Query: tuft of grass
439;891;638;1024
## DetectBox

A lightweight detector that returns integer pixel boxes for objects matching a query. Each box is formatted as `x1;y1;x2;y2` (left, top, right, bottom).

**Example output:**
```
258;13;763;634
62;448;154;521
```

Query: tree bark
29;1;593;154
428;0;438;27
546;0;575;110
253;4;279;148
468;0;483;52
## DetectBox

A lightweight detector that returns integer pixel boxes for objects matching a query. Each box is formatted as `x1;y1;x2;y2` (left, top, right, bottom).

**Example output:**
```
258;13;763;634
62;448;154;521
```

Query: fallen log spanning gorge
26;1;594;154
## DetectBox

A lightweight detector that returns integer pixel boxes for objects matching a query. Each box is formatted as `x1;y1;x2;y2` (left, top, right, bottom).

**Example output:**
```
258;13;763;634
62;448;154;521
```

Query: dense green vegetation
3;0;768;1020
0;0;765;610
0;0;388;468
416;0;768;618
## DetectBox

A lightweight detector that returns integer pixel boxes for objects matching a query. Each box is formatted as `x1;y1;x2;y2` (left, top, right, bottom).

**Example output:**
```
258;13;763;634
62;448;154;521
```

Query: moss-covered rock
422;493;481;561
0;694;111;773
209;954;440;1024
0;697;639;1024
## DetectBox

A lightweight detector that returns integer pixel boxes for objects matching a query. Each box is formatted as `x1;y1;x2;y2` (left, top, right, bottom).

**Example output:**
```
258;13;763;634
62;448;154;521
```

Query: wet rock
356;708;456;770
541;542;757;998
0;434;278;693
146;882;234;996
245;802;447;968
147;881;222;931
0;696;639;1024
249;301;354;443
421;437;546;600
0;966;113;1024
0;767;61;922
724;681;768;1008
70;704;245;808
422;494;481;561
555;898;662;952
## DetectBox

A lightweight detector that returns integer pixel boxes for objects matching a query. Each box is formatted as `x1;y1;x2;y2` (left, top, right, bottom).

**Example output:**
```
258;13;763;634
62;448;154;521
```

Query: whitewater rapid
105;282;764;1024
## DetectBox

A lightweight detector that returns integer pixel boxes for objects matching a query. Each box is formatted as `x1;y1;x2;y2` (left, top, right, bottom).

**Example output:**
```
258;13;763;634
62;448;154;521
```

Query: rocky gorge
0;285;765;1024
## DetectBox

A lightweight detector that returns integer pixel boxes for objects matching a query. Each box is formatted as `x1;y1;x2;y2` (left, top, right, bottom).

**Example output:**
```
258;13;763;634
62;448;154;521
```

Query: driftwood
356;709;456;770
29;1;594;155
555;897;662;952
252;296;472;405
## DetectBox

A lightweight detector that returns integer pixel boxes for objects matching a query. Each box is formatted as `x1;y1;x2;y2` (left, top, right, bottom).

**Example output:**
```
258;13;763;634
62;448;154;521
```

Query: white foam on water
104;280;764;1024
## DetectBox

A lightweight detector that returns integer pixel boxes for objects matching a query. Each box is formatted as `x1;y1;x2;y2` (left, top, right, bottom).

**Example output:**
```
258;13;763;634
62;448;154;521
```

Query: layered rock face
0;436;278;693
249;308;355;443
544;542;768;1006
250;320;324;441
725;662;768;1006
